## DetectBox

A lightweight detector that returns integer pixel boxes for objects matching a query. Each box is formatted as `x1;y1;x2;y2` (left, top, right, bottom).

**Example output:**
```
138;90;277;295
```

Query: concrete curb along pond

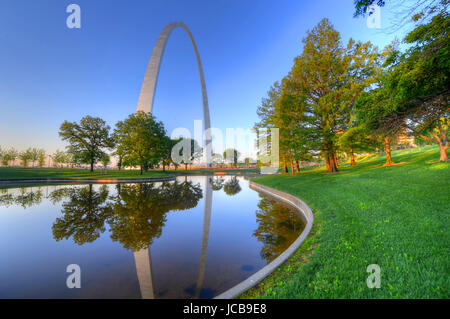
214;180;314;299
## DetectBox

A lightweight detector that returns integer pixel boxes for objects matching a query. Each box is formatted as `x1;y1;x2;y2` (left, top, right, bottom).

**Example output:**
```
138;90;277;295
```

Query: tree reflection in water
0;187;44;208
49;181;202;251
223;176;241;196
52;184;110;245
208;177;224;191
253;196;304;263
107;181;202;251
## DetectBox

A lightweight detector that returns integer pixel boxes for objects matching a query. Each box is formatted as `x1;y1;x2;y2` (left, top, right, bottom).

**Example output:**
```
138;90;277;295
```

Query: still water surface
0;176;304;298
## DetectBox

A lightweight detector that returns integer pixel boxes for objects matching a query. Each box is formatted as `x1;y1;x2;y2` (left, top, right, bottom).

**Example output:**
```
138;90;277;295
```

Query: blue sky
0;0;411;154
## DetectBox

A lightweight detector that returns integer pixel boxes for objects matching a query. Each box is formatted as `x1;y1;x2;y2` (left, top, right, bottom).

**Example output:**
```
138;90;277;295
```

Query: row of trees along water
59;111;207;174
0;112;204;173
255;2;449;173
0;110;251;173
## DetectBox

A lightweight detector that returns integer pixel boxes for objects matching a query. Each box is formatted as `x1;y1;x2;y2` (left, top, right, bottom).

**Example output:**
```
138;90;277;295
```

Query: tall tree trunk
439;144;449;161
185;163;188;170
296;160;300;173
384;136;394;166
420;133;448;162
328;152;338;173
90;161;94;172
333;153;339;168
350;148;356;166
140;165;143;175
290;156;295;175
162;164;166;172
282;155;288;174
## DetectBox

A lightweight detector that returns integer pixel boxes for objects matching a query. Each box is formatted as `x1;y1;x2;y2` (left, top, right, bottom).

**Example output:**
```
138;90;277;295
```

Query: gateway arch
136;21;212;165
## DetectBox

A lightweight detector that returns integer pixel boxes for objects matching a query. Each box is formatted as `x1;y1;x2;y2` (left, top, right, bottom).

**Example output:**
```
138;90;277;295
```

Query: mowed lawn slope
243;146;449;298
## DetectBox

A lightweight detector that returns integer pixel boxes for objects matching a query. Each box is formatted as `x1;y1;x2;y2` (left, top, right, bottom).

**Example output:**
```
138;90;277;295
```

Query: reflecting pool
0;176;304;298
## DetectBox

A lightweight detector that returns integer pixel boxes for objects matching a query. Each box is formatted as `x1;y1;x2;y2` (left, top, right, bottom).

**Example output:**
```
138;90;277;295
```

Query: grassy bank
242;145;449;298
0;167;171;180
0;167;259;181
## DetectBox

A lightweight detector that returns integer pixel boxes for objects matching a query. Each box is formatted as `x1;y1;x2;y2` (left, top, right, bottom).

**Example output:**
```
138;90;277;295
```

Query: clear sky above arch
0;0;414;154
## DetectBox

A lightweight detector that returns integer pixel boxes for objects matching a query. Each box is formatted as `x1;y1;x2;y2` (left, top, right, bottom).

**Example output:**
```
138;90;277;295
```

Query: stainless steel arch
136;21;211;165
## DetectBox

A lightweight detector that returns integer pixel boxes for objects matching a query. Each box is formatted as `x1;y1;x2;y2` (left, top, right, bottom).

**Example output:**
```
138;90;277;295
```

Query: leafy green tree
160;136;180;172
28;148;39;167
53;150;67;168
38;149;46;167
19;149;32;167
357;7;449;162
211;153;223;166
101;154;110;169
4;148;18;166
0;147;4;166
288;19;379;172
223;148;240;166
172;138;203;170
338;125;381;165
59;115;115;172
384;10;449;161
114;111;166;175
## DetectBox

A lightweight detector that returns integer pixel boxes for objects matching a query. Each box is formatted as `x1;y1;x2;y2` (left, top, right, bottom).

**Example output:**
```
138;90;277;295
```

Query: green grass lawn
0;167;171;180
242;145;449;298
0;166;259;181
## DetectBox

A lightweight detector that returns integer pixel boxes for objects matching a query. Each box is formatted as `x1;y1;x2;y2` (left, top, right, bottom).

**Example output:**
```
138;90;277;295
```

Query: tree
0;147;4;166
114;111;167;175
28;148;39;167
223;148;240;166
358;8;449;162
160;137;180;172
53;150;68;168
19;149;32;167
59;115;115;172
338;125;381;165
172;138;203;170
289;19;379;172
101;155;110;169
385;9;449;161
211;153;223;166
38;149;46;167
4;148;18;166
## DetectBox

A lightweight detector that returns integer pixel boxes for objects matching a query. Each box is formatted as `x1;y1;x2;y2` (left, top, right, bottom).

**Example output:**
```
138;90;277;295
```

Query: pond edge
214;180;314;299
